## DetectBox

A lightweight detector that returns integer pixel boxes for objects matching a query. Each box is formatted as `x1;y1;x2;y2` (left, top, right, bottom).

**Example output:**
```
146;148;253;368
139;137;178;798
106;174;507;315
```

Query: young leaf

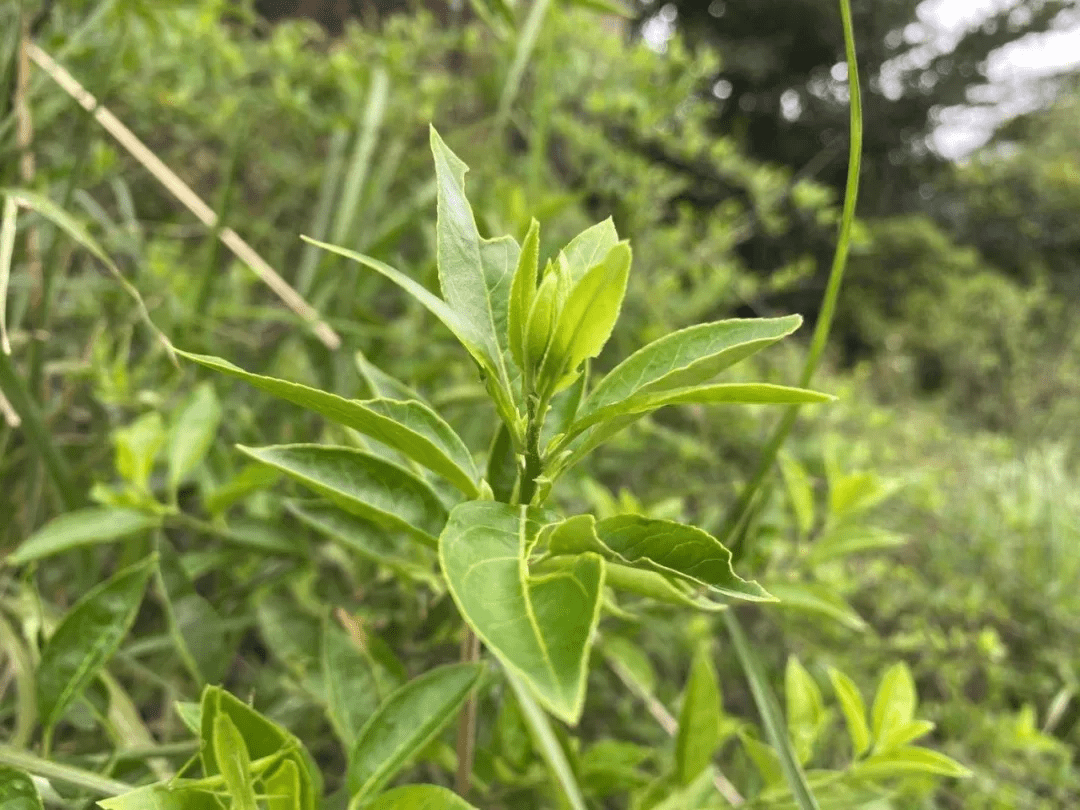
36;557;155;731
213;713;258;810
538;242;631;391
581;315;803;417
439;502;604;724
853;747;972;780
263;759;303;810
675;643;722;785
199;686;318;810
238;444;447;547
167;382;221;493
300;237;522;429
179;351;479;497
7;507;160;566
347;663;484;799
871;662;917;751
113;412;165;493
725;612;821;810
508;218;540;370
365;785;479;809
98;785;220;810
786;657;825;765
557;218;618;284
827;667;870;757
546;514;773;602
0;766;42;810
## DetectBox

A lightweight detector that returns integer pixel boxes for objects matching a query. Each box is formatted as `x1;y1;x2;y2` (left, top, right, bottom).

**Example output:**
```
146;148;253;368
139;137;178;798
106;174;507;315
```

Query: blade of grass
0;744;133;797
0;195;15;355
295;127;348;297
496;0;554;134
724;611;820;810
721;0;862;555
330;68;388;248
506;670;587;810
25;44;340;350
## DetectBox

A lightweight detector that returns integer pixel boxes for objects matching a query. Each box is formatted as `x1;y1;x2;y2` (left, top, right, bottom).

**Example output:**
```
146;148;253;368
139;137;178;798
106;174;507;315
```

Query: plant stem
453;628;482;797
517;395;545;505
721;0;863;557
0;744;134;797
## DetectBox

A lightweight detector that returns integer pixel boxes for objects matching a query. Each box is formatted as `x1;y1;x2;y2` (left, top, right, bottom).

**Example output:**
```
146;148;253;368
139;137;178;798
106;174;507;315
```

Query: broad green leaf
0;766;42;810
546;514;772;602
601;562;727;611
99;785;219;810
486;423;518;503
199;686;318;810
538;242;631;390
871;663;917;751
239;444;447;547
854;747;972;780
300;237;521;428
740;735;784;787
113;412;165;493
7;507;159;565
365;785;479;809
786;657;826;765
676;643;722;785
827;667;870;757
557;218;618;285
581;315;803;416
495;689;532;771
778;453;815;536
158;539;231;684
167;382;221;493
321;621;384;747
37;557;154;730
508;218;540;370
204;463;281;516
347;663;484;799
288;501;434;581
180;351;479;497
263;759;302;810
725;612;821;810
175;701;202;735
766;581;867;631
439;502;604;723
213;713;258;810
601;636;657;697
255;591;321;676
579;739;652;796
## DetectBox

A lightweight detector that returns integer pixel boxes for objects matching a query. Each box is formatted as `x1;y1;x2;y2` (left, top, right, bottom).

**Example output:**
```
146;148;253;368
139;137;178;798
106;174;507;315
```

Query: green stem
722;0;862;556
0;744;134;797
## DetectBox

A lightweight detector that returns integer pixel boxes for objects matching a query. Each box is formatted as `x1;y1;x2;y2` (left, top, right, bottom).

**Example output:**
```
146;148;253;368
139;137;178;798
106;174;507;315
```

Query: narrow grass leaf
0;195;16;355
724;611;821;810
238;444;447;547
347;663;484;800
37;558;155;731
439;502;604;724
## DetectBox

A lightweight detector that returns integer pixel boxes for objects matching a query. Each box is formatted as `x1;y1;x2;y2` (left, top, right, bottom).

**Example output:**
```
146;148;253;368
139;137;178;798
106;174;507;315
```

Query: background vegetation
1;0;1078;807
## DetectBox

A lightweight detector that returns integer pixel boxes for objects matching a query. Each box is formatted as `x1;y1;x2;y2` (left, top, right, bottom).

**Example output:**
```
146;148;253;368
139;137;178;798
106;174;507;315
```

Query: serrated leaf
239;444;447;547
508;218;540;370
676;643;722;785
347;663;484;799
854;747;972;779
871;663;917;751
36;557;154;730
7;507;159;565
557;218;619;285
180;351;479;497
214;713;258;810
766;581;867;631
546;514;772;602
786;657;826;765
439;502;604;724
167;382;221;493
538;242;630;392
0;766;42;810
827;667;870;757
